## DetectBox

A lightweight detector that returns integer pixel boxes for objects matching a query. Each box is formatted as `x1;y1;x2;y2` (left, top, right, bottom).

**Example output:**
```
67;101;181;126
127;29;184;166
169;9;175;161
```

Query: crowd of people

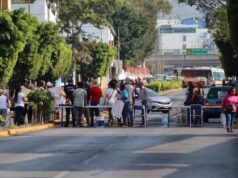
0;77;148;128
184;80;238;133
63;77;148;127
184;80;205;106
0;79;62;126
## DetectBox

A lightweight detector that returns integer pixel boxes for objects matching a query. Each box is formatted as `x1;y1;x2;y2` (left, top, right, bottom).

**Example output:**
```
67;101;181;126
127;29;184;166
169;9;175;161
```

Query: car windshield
147;88;159;97
207;87;231;99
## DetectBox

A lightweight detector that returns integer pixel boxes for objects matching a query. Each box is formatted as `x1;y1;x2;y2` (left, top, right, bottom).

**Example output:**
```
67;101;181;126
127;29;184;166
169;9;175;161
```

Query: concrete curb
0;123;54;138
0;130;9;138
160;88;183;95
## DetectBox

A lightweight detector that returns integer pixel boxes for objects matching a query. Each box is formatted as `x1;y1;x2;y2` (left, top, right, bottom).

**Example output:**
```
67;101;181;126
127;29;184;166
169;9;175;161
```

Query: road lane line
83;155;99;164
54;171;70;178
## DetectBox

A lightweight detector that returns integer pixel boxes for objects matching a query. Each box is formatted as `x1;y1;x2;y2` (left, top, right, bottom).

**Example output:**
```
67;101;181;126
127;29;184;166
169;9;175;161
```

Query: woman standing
106;80;119;126
120;83;128;127
0;89;8;122
221;87;238;133
13;85;26;126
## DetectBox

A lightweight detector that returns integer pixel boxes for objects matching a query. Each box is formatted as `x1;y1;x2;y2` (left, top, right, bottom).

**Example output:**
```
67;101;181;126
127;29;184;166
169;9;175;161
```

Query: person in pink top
221;87;238;133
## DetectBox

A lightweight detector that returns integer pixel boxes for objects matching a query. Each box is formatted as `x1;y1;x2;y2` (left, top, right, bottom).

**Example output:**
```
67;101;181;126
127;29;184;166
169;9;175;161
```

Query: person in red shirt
89;80;102;127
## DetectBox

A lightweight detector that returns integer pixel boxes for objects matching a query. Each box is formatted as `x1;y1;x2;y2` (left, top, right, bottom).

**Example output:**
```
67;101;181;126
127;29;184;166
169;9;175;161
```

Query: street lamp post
117;27;120;77
182;50;186;67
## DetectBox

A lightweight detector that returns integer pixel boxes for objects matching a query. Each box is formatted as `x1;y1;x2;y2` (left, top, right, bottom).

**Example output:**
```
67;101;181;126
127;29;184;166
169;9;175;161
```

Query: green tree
57;0;117;80
111;0;171;66
79;41;116;81
0;9;38;84
0;9;72;85
227;0;238;56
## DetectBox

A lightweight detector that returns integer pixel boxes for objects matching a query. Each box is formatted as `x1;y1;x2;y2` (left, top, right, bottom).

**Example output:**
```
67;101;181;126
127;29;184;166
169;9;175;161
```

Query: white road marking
83;155;99;164
54;171;70;178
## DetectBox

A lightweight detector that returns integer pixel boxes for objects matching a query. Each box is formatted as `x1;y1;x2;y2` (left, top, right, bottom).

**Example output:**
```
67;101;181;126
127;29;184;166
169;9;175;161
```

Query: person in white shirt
0;89;8;120
13;85;26;126
106;80;119;126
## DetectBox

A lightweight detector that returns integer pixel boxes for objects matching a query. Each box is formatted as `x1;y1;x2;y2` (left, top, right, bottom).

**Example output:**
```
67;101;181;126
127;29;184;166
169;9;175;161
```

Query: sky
159;0;203;20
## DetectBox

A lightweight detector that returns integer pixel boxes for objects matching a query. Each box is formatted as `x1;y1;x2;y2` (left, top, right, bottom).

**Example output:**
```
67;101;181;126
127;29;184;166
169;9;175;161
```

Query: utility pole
117;27;120;76
28;0;31;14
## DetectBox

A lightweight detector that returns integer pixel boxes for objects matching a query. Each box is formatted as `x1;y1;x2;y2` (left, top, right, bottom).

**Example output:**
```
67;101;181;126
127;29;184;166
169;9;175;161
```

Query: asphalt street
1;89;237;178
0;127;237;178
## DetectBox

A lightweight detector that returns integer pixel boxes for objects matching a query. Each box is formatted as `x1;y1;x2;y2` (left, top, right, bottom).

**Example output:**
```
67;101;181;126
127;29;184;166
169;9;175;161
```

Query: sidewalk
0;123;54;138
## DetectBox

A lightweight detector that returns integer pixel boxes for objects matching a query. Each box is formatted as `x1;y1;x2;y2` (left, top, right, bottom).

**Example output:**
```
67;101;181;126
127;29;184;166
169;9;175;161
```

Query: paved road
0;127;237;178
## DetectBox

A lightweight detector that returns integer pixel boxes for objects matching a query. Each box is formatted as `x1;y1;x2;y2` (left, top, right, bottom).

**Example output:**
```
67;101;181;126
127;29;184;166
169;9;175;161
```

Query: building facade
11;0;57;23
157;23;217;55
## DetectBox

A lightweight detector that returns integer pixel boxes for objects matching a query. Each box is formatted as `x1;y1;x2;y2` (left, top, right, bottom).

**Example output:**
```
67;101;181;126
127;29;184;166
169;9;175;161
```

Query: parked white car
136;88;172;113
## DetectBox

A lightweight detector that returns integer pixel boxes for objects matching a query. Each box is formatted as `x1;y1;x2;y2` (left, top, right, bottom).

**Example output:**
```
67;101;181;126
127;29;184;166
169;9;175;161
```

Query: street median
0;123;54;138
160;88;183;95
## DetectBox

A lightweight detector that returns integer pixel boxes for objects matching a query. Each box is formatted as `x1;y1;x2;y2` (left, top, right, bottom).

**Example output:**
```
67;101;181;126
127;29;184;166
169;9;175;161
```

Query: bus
174;67;225;87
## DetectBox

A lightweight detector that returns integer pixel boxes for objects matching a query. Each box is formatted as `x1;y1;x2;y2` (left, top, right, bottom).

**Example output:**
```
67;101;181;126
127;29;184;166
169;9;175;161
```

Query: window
182;44;186;50
183;36;186;42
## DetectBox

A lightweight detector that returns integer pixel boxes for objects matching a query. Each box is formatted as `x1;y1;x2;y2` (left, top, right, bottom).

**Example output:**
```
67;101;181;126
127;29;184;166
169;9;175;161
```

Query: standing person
64;78;76;127
184;81;194;106
120;83;128;127
27;84;35;124
83;82;91;127
13;85;26;126
73;82;87;127
20;79;30;90
139;82;148;125
221;87;238;133
124;78;134;127
193;81;205;105
106;80;119;127
46;82;57;123
0;89;8;122
38;80;46;90
89;80;102;127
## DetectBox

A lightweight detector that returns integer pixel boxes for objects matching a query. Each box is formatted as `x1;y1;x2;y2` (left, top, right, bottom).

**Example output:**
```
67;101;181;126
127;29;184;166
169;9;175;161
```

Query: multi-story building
157;23;216;55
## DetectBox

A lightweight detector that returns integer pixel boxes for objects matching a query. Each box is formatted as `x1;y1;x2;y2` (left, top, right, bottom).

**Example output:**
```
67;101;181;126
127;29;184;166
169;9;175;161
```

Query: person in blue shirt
120;83;128;126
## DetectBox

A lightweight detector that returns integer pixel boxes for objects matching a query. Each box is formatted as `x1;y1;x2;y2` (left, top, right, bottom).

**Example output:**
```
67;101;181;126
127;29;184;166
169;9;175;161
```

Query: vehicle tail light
204;100;209;106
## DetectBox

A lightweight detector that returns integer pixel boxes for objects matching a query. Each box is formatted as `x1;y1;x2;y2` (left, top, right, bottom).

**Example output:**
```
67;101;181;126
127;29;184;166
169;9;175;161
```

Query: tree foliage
57;0;171;73
0;9;37;84
111;0;171;66
0;9;72;85
227;0;238;56
79;41;116;81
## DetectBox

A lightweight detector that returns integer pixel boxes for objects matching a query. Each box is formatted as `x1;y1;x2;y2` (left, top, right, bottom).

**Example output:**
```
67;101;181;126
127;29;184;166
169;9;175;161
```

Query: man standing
64;78;76;127
73;82;87;127
139;82;148;125
124;78;134;127
89;80;102;127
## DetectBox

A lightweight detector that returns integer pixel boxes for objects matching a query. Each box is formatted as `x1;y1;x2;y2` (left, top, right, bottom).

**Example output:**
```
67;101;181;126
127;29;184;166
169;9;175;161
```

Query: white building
157;23;216;55
81;24;115;46
11;0;57;23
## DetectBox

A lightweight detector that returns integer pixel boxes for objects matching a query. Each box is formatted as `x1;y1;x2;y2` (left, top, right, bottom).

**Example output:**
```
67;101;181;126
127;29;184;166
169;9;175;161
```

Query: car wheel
203;113;209;123
147;109;150;113
162;110;169;113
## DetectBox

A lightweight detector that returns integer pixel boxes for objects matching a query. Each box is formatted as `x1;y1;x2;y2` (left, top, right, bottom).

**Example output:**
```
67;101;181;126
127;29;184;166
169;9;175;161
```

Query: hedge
147;80;182;93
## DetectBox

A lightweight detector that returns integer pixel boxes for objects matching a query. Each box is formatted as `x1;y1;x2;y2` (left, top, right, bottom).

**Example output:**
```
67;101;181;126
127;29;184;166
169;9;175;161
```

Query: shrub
147;80;182;92
27;89;52;112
